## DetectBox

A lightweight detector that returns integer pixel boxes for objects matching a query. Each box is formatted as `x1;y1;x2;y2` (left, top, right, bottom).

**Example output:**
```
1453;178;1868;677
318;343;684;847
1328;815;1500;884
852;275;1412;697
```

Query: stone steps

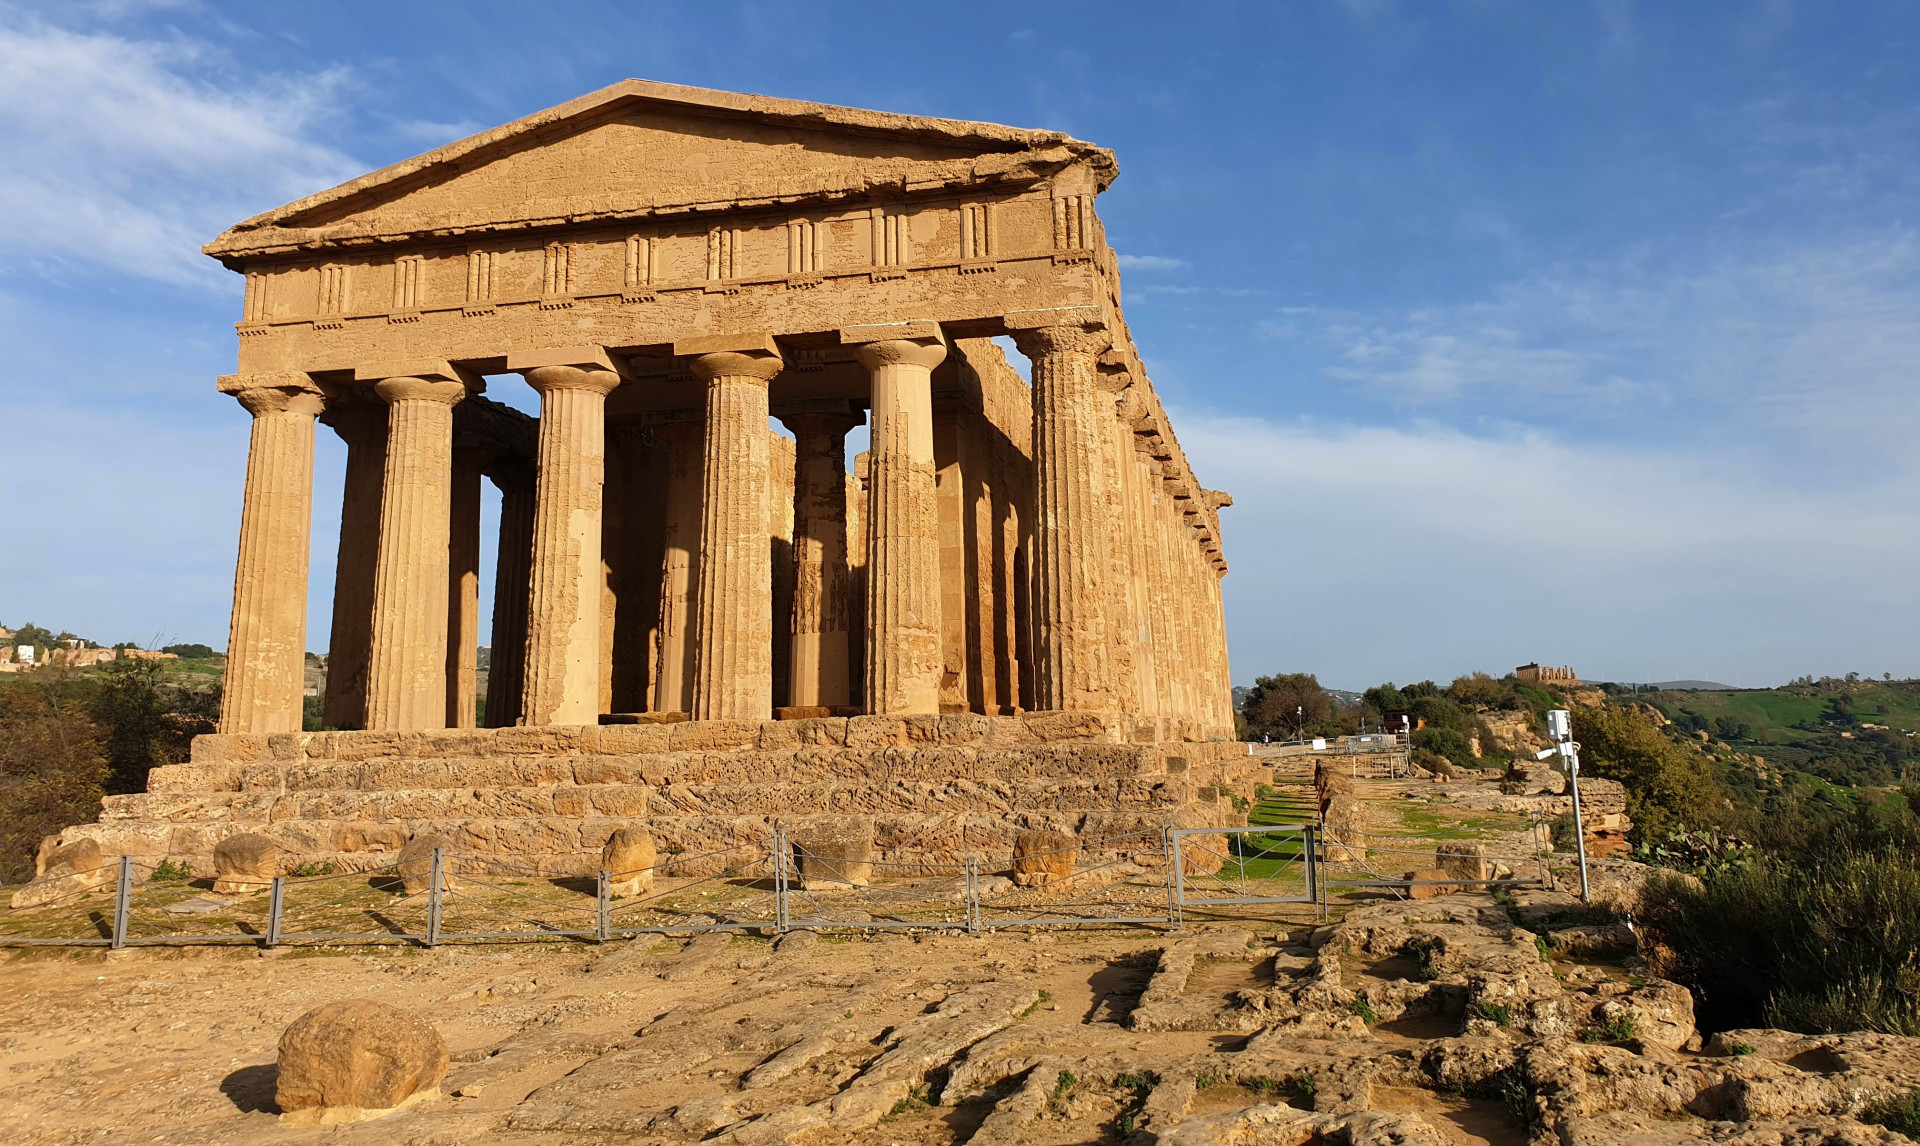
58;713;1263;876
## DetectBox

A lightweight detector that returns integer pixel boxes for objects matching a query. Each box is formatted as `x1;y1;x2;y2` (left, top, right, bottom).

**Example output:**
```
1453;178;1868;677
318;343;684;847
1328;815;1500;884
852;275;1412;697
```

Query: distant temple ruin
1515;663;1579;684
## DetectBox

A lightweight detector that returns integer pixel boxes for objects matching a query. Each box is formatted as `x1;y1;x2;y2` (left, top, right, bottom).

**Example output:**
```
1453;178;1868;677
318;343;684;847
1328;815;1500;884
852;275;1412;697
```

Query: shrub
1402;936;1441;982
1572;706;1725;841
1637;817;1920;1035
1471;1000;1514;1028
1864;1089;1920;1140
1348;997;1377;1024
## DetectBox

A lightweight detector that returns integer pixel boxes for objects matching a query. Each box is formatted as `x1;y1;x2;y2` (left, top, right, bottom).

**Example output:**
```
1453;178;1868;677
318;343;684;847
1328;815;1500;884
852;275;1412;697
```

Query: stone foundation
64;713;1260;876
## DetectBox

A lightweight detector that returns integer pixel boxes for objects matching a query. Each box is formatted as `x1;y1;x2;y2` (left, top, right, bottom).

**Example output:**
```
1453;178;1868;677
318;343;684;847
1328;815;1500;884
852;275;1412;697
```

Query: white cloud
0;19;362;286
1292;232;1920;468
1117;253;1188;271
1181;412;1920;688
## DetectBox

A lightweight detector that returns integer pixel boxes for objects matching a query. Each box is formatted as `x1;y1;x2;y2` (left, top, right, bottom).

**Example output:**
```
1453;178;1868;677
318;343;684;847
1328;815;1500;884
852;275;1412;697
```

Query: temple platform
65;713;1262;874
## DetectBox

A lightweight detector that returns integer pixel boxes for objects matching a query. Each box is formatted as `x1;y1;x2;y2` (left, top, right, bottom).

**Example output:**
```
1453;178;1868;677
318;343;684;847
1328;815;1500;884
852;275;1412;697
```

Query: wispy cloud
1181;412;1920;686
0;18;362;286
1117;253;1188;271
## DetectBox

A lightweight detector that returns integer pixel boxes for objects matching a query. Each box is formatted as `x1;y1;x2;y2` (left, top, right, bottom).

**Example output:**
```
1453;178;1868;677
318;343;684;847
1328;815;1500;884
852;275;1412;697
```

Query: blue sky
2;0;1917;690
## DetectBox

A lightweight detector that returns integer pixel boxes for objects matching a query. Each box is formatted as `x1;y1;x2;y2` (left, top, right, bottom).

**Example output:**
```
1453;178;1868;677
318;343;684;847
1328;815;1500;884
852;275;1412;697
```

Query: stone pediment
206;79;1115;265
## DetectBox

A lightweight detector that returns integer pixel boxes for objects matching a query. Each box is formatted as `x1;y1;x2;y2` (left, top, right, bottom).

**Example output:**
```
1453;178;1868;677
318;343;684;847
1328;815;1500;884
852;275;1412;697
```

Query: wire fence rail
0;815;1558;949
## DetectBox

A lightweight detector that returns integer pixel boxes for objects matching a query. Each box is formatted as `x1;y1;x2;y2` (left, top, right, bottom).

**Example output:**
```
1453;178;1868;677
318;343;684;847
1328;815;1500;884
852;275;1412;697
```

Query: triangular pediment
207;80;1112;263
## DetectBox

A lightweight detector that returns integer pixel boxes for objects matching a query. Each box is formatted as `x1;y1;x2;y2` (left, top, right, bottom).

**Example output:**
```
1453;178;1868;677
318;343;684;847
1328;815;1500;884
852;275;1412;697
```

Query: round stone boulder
1011;829;1078;888
601;825;656;898
212;833;281;894
395;833;457;895
10;837;112;909
791;818;874;888
275;998;447;1124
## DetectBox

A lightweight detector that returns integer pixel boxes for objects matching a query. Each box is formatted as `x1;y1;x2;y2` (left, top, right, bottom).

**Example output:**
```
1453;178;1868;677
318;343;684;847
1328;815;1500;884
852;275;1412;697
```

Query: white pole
1548;709;1591;903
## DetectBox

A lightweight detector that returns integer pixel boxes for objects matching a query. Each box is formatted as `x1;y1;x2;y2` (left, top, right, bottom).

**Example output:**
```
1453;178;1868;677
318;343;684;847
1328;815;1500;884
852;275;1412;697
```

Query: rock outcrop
275;998;447;1124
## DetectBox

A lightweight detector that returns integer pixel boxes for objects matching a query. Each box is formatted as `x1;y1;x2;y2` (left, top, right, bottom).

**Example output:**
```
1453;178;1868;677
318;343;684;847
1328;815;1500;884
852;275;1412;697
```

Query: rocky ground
3;877;1916;1146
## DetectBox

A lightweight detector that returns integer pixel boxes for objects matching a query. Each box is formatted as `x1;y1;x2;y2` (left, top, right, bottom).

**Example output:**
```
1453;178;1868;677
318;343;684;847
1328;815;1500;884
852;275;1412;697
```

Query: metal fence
0;817;1553;949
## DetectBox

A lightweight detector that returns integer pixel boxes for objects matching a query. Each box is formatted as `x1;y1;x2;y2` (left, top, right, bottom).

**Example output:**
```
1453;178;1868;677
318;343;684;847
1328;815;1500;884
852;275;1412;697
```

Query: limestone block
212;832;280;894
601;825;656;897
334;732;404;762
275;999;447;1124
669;720;759;752
1011;829;1077;887
266;732;313;760
1404;869;1457;900
395;833;457;894
791;818;875;887
190;733;268;764
11;837;114;909
773;705;832;720
1435;842;1490;885
412;729;496;759
757;717;849;749
1024;711;1123;743
589;724;671;755
492;725;583;755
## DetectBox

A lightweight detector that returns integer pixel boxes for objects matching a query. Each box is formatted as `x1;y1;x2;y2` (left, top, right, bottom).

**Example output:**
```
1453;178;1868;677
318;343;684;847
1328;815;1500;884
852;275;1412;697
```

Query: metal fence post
1169;827;1187;931
110;856;133;950
266;876;284;949
965;856;979;934
596;869;610;942
425;847;443;947
773;828;788;933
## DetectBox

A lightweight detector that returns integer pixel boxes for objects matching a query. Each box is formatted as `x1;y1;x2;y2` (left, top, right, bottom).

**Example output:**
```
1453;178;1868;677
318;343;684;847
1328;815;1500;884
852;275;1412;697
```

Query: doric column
845;323;947;715
648;415;704;715
679;335;784;721
361;362;474;732
1115;390;1159;722
1094;370;1141;716
1009;315;1114;712
483;459;535;727
216;372;323;735
775;401;863;708
445;445;484;728
318;398;386;731
508;347;626;726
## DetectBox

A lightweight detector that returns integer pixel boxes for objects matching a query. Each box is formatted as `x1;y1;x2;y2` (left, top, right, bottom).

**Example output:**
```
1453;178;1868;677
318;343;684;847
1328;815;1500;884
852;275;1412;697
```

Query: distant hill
1650;680;1738;691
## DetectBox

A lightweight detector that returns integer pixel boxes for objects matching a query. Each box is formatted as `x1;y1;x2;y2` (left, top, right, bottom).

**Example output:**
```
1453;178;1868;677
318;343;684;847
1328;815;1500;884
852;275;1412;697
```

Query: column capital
372;376;471;406
507;346;628;396
218;372;324;417
354;358;483;389
687;350;783;383
1008;321;1111;359
774;398;866;438
844;321;948;372
317;389;388;442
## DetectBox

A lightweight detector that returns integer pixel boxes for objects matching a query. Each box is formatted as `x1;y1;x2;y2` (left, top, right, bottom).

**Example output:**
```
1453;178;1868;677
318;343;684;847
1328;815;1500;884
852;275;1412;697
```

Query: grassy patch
1863;1088;1920;1140
1348;996;1377;1025
1470;1000;1514;1028
1402;936;1441;982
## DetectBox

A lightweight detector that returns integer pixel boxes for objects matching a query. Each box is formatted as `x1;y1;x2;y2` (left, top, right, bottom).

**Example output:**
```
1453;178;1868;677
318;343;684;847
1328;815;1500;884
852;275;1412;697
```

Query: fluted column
683;338;783;720
509;348;625;726
1117;400;1160;722
362;366;471;731
318;400;386;730
445;446;483;728
650;417;704;714
216;373;323;735
844;325;947;714
483;460;535;727
777;404;862;708
1010;320;1114;711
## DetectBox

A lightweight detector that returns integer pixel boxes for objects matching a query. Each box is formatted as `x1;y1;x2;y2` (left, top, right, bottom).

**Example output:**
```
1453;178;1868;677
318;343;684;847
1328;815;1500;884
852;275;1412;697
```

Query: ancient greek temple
209;80;1234;740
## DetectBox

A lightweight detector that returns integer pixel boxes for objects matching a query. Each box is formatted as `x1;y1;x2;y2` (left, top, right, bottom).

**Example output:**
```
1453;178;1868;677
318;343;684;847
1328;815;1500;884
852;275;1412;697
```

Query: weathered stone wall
63;716;1258;876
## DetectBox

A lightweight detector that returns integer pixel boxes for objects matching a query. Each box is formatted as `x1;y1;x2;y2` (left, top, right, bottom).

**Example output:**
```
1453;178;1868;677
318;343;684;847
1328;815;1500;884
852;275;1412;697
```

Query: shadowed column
845;323;947;715
362;363;474;731
445;445;484;728
509;347;626;726
483;459;535;727
681;336;783;721
1009;316;1115;712
217;372;323;735
318;398;386;731
648;415;704;715
776;402;863;709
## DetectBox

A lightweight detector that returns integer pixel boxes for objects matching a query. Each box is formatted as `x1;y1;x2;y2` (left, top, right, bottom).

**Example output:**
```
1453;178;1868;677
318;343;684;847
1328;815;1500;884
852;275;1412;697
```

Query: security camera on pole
1541;709;1591;903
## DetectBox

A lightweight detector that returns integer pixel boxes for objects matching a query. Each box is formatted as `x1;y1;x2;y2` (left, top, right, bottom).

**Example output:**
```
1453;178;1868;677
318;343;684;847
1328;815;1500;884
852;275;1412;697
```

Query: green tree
0;676;108;883
89;659;214;795
1447;672;1502;707
1243;673;1335;738
160;643;216;660
1573;706;1725;840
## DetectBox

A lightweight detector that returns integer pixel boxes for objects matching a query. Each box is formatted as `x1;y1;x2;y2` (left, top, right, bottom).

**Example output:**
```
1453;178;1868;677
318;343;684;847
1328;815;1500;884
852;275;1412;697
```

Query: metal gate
1170;824;1318;916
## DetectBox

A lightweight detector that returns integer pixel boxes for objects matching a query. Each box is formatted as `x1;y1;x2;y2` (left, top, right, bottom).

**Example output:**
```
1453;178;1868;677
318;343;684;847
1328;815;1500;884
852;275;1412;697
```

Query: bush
160;643;216;660
1413;726;1475;770
1637;814;1920;1035
0;675;108;884
1573;706;1725;841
